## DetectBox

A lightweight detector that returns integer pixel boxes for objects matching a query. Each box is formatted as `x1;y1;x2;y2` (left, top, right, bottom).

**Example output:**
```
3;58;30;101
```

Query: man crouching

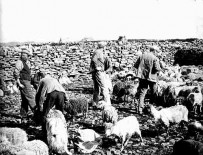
34;70;68;141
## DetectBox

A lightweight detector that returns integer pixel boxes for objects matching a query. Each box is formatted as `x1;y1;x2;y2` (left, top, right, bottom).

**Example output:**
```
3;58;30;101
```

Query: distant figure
14;49;36;122
134;46;161;114
90;42;112;107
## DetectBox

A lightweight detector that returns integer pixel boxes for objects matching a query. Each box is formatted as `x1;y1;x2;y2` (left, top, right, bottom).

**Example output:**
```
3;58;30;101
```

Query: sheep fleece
46;109;69;154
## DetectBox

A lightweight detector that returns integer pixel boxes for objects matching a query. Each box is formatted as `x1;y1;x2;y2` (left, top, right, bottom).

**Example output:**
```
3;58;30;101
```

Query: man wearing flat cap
90;41;112;107
14;48;36;122
134;46;162;114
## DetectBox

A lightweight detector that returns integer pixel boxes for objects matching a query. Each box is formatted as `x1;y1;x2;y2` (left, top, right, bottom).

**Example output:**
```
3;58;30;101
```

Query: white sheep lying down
0;127;28;145
149;105;188;128
46;109;72;155
0;139;49;155
105;116;143;152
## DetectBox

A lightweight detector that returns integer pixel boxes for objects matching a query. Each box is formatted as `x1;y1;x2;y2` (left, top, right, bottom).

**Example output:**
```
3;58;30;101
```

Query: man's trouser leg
138;79;149;114
20;80;36;113
55;91;65;114
92;74;100;106
148;81;157;104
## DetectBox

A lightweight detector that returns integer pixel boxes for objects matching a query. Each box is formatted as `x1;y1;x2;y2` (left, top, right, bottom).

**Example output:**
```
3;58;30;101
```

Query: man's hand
19;83;25;88
96;66;102;71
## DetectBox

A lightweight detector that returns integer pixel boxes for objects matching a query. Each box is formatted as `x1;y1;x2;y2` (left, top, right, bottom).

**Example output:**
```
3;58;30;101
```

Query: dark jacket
134;51;161;82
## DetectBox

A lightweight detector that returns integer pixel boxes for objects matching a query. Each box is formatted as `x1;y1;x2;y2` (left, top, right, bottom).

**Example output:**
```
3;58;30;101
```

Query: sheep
0;127;28;145
163;84;199;107
187;121;203;138
187;91;203;114
46;109;72;155
112;78;139;104
105;115;143;152
112;80;126;102
98;101;118;125
123;80;139;104
64;97;88;119
149;105;188;131
0;139;49;155
172;139;203;155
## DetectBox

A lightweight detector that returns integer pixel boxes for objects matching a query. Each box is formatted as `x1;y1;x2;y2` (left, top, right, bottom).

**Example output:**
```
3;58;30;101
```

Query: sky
0;0;203;42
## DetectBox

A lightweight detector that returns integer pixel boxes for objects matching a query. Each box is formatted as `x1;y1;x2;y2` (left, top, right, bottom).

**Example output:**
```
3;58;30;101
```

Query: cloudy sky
0;0;203;42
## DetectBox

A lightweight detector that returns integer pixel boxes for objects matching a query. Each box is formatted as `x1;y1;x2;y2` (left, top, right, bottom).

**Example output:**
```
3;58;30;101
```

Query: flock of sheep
1;63;203;154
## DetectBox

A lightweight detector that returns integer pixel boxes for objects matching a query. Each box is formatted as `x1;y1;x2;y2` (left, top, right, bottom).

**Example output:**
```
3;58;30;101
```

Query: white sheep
0;127;28;145
98;101;118;125
46;109;72;155
0;139;49;155
187;91;203;114
149;105;188;129
105;115;143;152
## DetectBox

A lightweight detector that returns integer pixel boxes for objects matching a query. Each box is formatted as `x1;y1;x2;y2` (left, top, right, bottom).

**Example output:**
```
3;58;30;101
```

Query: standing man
14;48;36;122
90;42;112;107
134;46;161;114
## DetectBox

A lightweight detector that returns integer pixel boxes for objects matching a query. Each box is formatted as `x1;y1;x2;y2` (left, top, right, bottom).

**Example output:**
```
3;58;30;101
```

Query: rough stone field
1;82;203;155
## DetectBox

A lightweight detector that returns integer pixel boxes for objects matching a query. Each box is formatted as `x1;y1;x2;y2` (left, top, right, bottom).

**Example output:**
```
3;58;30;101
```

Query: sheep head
104;122;114;136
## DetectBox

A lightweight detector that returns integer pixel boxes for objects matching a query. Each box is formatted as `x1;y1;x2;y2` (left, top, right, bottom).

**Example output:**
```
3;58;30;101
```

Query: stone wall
0;39;202;85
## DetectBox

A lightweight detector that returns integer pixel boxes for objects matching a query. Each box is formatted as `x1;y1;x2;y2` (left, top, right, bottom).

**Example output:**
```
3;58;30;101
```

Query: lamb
0;139;49;155
0;127;28;145
149;105;188;130
105;115;143;152
98;101;118;125
64;96;88;119
187;91;203;114
172;139;203;155
46;109;72;155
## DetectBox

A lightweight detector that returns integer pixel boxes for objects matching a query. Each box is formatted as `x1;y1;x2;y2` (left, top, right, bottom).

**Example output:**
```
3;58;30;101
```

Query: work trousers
137;79;157;111
92;71;111;105
19;80;36;118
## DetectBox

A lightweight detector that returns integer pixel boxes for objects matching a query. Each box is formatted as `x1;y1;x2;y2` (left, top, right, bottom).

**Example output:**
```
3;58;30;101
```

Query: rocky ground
0;83;203;155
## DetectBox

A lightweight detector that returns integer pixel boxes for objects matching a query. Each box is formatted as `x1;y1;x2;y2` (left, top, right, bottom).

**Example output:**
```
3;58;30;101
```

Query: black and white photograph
0;0;203;154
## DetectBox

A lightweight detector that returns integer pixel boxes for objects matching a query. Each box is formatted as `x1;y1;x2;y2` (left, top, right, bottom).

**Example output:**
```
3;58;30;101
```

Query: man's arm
14;60;24;88
134;57;140;69
104;57;112;73
36;81;47;112
153;58;162;74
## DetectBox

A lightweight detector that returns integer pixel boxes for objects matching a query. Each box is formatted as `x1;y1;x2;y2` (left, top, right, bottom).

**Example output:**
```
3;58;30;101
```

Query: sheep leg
137;130;143;142
120;136;126;152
